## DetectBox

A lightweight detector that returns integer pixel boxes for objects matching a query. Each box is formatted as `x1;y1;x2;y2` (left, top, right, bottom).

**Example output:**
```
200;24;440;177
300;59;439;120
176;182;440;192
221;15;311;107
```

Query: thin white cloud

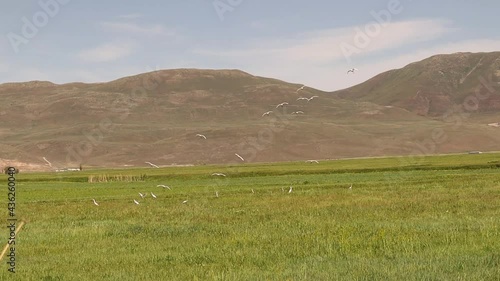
77;43;134;63
194;19;453;65
100;22;174;36
334;18;455;62
271;38;500;91
190;18;460;90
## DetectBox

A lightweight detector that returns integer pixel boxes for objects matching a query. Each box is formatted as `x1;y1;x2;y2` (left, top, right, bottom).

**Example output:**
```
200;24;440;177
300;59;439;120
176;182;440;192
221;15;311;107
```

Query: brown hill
336;52;500;116
1;65;500;171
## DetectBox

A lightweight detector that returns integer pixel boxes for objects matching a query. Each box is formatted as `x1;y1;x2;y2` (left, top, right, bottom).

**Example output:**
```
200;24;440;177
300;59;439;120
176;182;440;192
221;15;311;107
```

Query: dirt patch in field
0;158;49;172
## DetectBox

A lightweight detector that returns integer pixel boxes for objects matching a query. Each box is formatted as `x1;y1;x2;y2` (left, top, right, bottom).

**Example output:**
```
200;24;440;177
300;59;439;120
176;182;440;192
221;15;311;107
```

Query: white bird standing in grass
145;161;159;168
306;160;319;163
235;153;244;162
139;192;145;199
262;111;273;117
349;184;352;190
182;200;188;204
215;191;219;198
42;157;52;167
288;186;293;193
134;199;140;205
157;184;171;190
212;172;226;177
251;189;255;193
196;134;207;139
151;192;157;198
92;199;99;206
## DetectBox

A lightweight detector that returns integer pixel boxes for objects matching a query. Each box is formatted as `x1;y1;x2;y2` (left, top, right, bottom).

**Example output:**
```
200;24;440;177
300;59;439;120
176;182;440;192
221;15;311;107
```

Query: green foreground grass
2;153;500;280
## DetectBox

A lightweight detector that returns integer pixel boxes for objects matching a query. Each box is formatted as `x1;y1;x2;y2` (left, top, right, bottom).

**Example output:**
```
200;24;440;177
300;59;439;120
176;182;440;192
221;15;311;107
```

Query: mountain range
1;52;499;171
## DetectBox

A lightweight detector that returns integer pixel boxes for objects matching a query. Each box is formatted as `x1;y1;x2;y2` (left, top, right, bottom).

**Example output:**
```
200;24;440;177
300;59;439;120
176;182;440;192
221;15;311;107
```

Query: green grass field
2;153;500;280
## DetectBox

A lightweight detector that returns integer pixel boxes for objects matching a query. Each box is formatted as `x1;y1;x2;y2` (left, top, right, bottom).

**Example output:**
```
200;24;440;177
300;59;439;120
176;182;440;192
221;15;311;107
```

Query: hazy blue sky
1;0;499;91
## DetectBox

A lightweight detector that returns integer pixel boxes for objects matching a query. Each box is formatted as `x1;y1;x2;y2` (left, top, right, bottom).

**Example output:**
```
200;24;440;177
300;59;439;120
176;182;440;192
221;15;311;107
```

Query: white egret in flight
145;162;159;168
235;153;244;161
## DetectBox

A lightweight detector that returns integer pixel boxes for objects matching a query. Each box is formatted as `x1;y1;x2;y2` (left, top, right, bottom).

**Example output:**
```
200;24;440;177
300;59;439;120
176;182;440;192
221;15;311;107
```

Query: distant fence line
88;174;147;183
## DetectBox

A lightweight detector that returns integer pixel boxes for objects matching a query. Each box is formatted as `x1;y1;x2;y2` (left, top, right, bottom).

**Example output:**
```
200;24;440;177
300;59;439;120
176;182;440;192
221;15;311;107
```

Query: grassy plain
1;153;500;280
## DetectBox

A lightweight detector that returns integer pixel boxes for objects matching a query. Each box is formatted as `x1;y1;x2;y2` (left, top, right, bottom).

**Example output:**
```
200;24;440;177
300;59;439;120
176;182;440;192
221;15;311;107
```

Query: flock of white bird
92;184;171;206
178;84;323;164
92;184;352;206
89;71;361;207
262;85;321;118
90;168;354;207
48;70;361;173
91;171;354;207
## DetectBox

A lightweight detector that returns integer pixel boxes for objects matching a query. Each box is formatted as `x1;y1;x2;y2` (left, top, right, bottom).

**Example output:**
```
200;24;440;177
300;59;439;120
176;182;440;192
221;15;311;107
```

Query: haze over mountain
1;52;500;171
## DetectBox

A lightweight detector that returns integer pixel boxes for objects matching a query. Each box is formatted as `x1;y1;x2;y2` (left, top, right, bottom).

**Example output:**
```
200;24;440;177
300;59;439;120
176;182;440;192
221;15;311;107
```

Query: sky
0;0;499;91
